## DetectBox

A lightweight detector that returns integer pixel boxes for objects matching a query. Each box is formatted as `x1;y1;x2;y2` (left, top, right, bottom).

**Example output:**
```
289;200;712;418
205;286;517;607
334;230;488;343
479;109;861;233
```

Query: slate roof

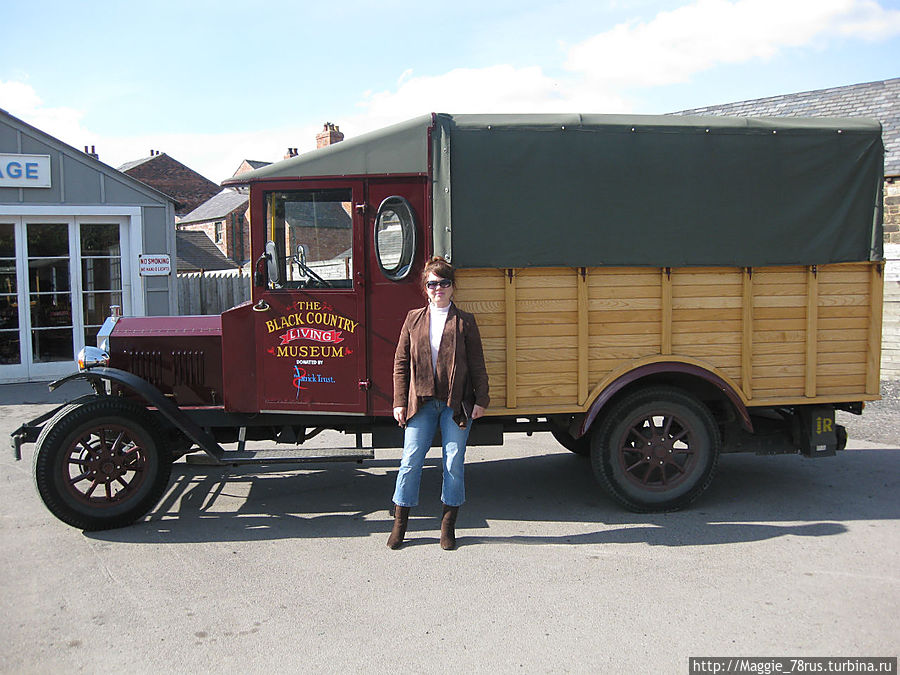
179;188;248;225
176;230;241;272
673;78;899;176
117;156;154;172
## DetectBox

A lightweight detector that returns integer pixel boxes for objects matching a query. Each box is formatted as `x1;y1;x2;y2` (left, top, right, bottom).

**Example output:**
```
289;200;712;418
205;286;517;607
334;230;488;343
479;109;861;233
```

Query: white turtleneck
429;303;450;371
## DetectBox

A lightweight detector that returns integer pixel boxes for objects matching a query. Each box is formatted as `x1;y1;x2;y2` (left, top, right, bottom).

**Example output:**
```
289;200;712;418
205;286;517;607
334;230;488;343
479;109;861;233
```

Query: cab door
363;178;430;416
253;181;367;413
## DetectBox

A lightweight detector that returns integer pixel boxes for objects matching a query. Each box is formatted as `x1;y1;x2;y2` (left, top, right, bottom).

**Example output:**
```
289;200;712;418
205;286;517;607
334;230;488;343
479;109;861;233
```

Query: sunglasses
426;279;452;289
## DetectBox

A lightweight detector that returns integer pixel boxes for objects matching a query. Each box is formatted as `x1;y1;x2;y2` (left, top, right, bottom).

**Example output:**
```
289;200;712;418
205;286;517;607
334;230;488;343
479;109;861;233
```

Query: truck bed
455;262;883;414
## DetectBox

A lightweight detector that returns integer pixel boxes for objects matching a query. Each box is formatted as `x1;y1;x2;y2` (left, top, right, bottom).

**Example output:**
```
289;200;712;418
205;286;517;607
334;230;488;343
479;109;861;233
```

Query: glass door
0;216;129;383
0;220;26;380
78;222;124;348
25;221;76;378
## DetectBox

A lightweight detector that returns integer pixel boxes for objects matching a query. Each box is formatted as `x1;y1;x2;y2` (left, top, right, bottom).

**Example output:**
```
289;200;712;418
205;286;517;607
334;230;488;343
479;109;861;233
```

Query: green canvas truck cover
226;113;884;268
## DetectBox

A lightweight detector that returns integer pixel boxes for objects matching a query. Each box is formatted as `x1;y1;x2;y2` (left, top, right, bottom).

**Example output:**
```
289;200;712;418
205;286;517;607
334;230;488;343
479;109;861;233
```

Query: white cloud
564;0;900;87
3;0;898;180
347;64;631;136
0;80;89;149
1;80;322;182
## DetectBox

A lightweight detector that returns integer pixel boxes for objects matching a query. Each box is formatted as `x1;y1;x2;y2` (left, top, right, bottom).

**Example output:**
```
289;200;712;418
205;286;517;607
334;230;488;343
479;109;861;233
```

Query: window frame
373;195;416;281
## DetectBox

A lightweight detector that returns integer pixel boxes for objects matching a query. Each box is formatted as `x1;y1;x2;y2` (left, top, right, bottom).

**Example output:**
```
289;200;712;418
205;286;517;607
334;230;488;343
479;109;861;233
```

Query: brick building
674;78;899;243
175;230;241;273
177;127;349;266
118;151;221;217
178;188;251;265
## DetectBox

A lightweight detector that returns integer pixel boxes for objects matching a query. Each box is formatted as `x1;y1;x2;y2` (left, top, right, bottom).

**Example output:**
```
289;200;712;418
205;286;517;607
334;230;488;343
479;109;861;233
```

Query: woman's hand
471;404;486;420
393;407;407;426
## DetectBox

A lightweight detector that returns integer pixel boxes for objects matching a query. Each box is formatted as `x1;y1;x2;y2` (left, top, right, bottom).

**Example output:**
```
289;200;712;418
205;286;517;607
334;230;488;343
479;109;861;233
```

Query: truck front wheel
591;387;719;512
32;398;173;530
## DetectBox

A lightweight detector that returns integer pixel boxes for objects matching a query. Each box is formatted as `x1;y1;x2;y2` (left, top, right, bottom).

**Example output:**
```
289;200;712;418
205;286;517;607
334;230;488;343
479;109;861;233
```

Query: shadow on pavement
86;446;899;547
0;380;94;406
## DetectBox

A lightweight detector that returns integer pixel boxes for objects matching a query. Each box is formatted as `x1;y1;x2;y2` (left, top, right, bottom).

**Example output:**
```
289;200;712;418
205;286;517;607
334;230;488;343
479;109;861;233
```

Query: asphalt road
1;393;897;673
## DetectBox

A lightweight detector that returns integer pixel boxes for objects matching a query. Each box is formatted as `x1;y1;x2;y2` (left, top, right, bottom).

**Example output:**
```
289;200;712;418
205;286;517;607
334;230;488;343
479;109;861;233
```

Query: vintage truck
11;113;885;530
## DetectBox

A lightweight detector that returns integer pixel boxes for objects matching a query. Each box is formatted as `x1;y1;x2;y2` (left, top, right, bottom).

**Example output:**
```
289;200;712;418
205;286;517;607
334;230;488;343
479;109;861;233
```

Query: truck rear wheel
33;398;172;531
591;387;719;512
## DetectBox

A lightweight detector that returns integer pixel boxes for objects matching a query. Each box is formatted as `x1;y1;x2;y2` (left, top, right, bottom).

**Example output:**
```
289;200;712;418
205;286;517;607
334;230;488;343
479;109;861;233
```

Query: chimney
316;122;344;148
284;147;299;160
83;145;99;160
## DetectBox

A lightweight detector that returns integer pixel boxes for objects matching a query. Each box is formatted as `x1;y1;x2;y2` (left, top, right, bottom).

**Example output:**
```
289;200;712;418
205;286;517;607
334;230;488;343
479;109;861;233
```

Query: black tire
591;386;719;512
32;397;173;530
550;427;591;456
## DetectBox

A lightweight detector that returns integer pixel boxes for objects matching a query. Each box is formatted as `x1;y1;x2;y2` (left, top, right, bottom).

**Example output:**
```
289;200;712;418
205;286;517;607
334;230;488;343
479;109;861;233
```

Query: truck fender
49;367;226;460
577;360;753;439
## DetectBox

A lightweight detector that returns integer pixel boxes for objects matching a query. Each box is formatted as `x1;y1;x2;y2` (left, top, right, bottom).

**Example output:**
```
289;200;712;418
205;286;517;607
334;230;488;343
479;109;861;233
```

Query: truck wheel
32;398;173;531
550;427;591;456
591;387;719;512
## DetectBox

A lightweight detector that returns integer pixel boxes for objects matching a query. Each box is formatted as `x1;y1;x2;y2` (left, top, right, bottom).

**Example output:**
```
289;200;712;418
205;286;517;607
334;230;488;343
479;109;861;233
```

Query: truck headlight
77;346;109;371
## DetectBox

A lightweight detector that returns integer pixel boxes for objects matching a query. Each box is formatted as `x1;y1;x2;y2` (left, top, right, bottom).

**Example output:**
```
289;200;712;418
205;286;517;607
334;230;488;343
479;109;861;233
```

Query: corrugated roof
179;188;248;224
673;78;899;175
176;230;240;272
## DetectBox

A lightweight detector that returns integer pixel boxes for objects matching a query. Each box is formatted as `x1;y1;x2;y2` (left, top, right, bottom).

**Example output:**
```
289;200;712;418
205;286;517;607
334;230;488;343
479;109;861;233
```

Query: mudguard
578;361;753;439
47;368;226;460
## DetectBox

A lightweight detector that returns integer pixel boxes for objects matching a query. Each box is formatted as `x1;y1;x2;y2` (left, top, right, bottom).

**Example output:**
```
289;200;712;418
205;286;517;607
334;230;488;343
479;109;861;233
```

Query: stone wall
885;178;900;244
882;243;900;380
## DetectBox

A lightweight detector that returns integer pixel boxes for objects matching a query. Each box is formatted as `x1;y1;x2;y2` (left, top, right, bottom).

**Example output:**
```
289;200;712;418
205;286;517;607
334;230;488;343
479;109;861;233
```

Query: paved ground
0;382;897;673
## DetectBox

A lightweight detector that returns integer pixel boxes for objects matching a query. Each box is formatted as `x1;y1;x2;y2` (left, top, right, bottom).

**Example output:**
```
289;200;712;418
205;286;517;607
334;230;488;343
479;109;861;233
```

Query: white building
0;109;177;383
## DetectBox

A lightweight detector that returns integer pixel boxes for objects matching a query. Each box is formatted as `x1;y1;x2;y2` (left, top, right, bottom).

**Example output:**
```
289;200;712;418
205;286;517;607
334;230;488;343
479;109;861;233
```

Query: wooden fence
177;269;251;316
176;260;350;316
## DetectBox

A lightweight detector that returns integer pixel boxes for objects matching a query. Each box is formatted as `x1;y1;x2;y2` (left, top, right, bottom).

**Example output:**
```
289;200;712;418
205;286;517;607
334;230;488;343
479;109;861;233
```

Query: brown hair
421;257;455;288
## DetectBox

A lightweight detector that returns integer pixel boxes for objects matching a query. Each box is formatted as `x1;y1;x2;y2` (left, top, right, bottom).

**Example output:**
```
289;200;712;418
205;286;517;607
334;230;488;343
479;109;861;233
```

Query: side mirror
265;241;281;287
253;240;283;288
296;244;308;267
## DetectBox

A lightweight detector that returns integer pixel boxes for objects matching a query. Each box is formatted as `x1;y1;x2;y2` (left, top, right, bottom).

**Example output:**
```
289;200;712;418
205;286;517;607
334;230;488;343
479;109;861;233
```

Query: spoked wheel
591;387;719;512
33;398;172;530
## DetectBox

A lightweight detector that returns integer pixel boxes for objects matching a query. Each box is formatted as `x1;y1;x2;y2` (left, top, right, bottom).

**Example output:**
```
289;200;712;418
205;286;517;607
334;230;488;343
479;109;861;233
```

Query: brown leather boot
440;504;459;550
387;504;410;549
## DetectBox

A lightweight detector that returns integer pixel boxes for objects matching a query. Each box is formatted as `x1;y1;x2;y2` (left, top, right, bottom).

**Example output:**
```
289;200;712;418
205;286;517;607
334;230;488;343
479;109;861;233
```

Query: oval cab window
374;196;416;280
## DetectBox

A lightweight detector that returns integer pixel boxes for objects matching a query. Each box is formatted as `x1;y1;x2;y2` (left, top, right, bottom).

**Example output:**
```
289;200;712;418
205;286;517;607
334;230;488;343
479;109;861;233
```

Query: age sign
0;154;51;188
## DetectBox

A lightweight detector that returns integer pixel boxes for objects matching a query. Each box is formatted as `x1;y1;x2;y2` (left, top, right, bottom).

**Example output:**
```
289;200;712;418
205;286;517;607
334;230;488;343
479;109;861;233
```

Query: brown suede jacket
393;303;490;428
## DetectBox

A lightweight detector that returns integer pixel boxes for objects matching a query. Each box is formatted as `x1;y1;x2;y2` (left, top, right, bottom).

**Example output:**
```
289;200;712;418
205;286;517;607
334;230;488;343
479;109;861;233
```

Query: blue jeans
392;399;471;508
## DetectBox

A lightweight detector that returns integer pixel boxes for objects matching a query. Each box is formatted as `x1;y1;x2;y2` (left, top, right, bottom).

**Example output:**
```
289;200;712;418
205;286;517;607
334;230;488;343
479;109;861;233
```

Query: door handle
358;379;371;390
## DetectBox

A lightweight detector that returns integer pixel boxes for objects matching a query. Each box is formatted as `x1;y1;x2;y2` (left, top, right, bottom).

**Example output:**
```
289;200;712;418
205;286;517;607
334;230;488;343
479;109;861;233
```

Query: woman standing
388;258;490;550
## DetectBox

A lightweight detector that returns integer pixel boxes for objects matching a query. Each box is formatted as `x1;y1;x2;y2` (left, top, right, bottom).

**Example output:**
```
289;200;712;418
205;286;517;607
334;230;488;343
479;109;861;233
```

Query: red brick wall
124;154;221;216
178;205;252;263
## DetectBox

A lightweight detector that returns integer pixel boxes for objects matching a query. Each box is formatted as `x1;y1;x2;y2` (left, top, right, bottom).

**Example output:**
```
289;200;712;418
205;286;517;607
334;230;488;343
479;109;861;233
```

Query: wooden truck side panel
454;261;883;416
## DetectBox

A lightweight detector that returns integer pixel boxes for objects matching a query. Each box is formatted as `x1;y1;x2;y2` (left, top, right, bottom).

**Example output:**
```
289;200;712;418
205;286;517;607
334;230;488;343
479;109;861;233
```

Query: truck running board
185;447;374;466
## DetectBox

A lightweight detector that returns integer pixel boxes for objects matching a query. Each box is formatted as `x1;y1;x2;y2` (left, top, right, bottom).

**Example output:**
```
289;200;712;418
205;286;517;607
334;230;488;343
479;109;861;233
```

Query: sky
1;0;898;184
